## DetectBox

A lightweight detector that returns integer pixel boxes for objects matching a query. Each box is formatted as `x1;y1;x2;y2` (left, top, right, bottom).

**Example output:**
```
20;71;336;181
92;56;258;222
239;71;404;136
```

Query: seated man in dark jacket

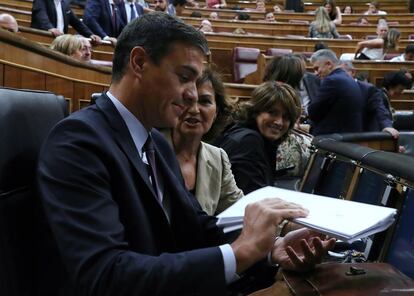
308;49;365;136
31;0;101;43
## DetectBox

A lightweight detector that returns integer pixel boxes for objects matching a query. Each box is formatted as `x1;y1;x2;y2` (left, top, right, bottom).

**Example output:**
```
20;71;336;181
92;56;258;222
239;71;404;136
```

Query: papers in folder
216;186;397;243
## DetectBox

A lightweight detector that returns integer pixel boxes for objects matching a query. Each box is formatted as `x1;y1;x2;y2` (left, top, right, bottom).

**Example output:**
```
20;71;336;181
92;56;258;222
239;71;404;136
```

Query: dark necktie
111;3;118;35
130;3;136;21
143;135;162;203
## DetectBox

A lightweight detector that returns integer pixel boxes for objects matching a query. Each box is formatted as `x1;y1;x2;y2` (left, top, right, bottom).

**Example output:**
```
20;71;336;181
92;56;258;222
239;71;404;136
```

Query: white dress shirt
105;91;238;284
53;0;64;32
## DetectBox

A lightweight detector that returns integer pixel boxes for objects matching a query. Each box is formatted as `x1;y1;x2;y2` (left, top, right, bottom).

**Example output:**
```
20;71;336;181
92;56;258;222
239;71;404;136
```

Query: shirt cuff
219;244;239;284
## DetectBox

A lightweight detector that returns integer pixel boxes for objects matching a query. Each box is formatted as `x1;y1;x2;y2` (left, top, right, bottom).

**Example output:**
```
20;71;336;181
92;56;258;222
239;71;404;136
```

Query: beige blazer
195;142;244;215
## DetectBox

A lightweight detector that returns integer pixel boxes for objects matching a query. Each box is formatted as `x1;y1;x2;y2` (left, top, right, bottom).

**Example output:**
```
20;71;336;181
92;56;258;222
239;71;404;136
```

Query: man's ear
130;46;147;78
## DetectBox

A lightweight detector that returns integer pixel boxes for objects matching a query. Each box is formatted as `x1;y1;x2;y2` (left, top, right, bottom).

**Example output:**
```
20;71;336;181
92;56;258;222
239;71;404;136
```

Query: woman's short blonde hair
50;34;83;56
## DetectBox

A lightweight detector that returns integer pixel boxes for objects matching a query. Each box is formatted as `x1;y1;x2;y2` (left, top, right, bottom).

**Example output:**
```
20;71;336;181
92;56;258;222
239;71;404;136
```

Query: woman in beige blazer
167;68;243;215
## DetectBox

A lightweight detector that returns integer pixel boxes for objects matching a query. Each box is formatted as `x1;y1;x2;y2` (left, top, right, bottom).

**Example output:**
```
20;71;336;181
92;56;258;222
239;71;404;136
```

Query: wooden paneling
0;63;3;86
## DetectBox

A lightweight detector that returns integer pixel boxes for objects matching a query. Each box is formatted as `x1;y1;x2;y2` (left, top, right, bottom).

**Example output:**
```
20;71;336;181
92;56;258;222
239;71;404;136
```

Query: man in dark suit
83;0;126;46
31;0;101;42
308;49;365;136
340;61;399;138
37;13;334;295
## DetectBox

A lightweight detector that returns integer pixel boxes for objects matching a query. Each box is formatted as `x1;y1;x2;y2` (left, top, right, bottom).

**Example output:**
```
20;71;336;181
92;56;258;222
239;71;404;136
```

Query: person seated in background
190;11;202;18
273;4;283;13
364;1;387;15
206;0;226;9
380;70;413;121
154;0;169;13
164;69;243;215
235;12;250;21
77;36;92;62
309;49;365;136
356;16;369;26
199;19;214;33
209;11;219;19
340;61;399;138
342;5;352;14
232;27;247;34
83;0;126;46
215;82;303;194
31;0;101;43
262;54;312;178
314;42;329;52
355;28;400;60
50;34;84;61
122;0;145;22
308;7;339;39
323;0;342;25
391;44;414;62
166;0;187;15
254;0;266;12
375;22;388;38
0;13;18;32
265;12;276;22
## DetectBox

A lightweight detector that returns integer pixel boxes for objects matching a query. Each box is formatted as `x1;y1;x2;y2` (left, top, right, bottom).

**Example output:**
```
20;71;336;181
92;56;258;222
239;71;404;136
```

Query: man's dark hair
172;0;187;6
405;44;414;54
236;12;250;20
190;11;202;17
112;12;209;82
314;42;328;52
383;70;413;90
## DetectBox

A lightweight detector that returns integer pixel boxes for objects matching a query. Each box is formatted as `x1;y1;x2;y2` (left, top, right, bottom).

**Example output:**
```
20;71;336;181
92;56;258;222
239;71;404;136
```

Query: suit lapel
95;94;160;201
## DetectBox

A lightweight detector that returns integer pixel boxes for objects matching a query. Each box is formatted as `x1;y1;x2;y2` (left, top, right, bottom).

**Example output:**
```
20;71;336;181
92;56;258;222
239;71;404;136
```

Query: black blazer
308;68;365;136
358;81;393;131
37;94;227;295
215;123;277;194
31;0;93;37
83;0;126;38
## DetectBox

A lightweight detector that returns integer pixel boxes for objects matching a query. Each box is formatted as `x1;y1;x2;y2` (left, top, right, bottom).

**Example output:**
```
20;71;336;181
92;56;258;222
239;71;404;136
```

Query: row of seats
233;47;295;82
299;133;414;277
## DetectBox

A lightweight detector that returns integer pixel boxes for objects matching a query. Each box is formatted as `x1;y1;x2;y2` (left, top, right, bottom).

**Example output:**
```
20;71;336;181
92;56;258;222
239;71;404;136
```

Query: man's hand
105;37;117;47
383;127;399;139
90;34;102;45
48;28;63;37
272;228;336;272
231;198;308;274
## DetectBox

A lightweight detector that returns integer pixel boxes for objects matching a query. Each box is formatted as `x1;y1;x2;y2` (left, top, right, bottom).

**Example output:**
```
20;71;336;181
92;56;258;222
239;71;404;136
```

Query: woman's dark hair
383;70;413;90
342;5;353;13
323;0;337;20
198;68;234;142
263;54;305;90
236;82;301;134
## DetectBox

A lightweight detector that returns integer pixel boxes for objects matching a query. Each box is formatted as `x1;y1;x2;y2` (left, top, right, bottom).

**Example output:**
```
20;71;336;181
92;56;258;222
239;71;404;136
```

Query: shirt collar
106;91;148;158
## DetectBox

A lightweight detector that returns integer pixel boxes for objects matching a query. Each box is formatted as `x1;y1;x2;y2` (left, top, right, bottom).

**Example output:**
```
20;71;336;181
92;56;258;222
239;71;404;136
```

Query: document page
217;186;397;242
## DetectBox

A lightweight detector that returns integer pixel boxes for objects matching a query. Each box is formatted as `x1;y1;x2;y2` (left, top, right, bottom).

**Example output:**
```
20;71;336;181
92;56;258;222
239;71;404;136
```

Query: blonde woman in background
355;28;400;60
308;7;339;39
50;34;83;60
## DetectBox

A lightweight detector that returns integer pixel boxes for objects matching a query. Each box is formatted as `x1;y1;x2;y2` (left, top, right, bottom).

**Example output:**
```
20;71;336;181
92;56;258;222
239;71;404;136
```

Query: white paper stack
217;186;397;243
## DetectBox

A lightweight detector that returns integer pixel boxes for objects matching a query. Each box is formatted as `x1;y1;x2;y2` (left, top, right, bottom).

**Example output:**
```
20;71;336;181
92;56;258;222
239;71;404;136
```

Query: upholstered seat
266;48;293;57
232;47;261;83
0;87;68;296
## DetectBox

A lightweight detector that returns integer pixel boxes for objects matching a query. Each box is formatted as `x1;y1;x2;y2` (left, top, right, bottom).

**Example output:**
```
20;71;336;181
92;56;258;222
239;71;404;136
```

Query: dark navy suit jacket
308;68;365;136
83;0;126;38
31;0;93;37
37;94;227;295
357;81;393;131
